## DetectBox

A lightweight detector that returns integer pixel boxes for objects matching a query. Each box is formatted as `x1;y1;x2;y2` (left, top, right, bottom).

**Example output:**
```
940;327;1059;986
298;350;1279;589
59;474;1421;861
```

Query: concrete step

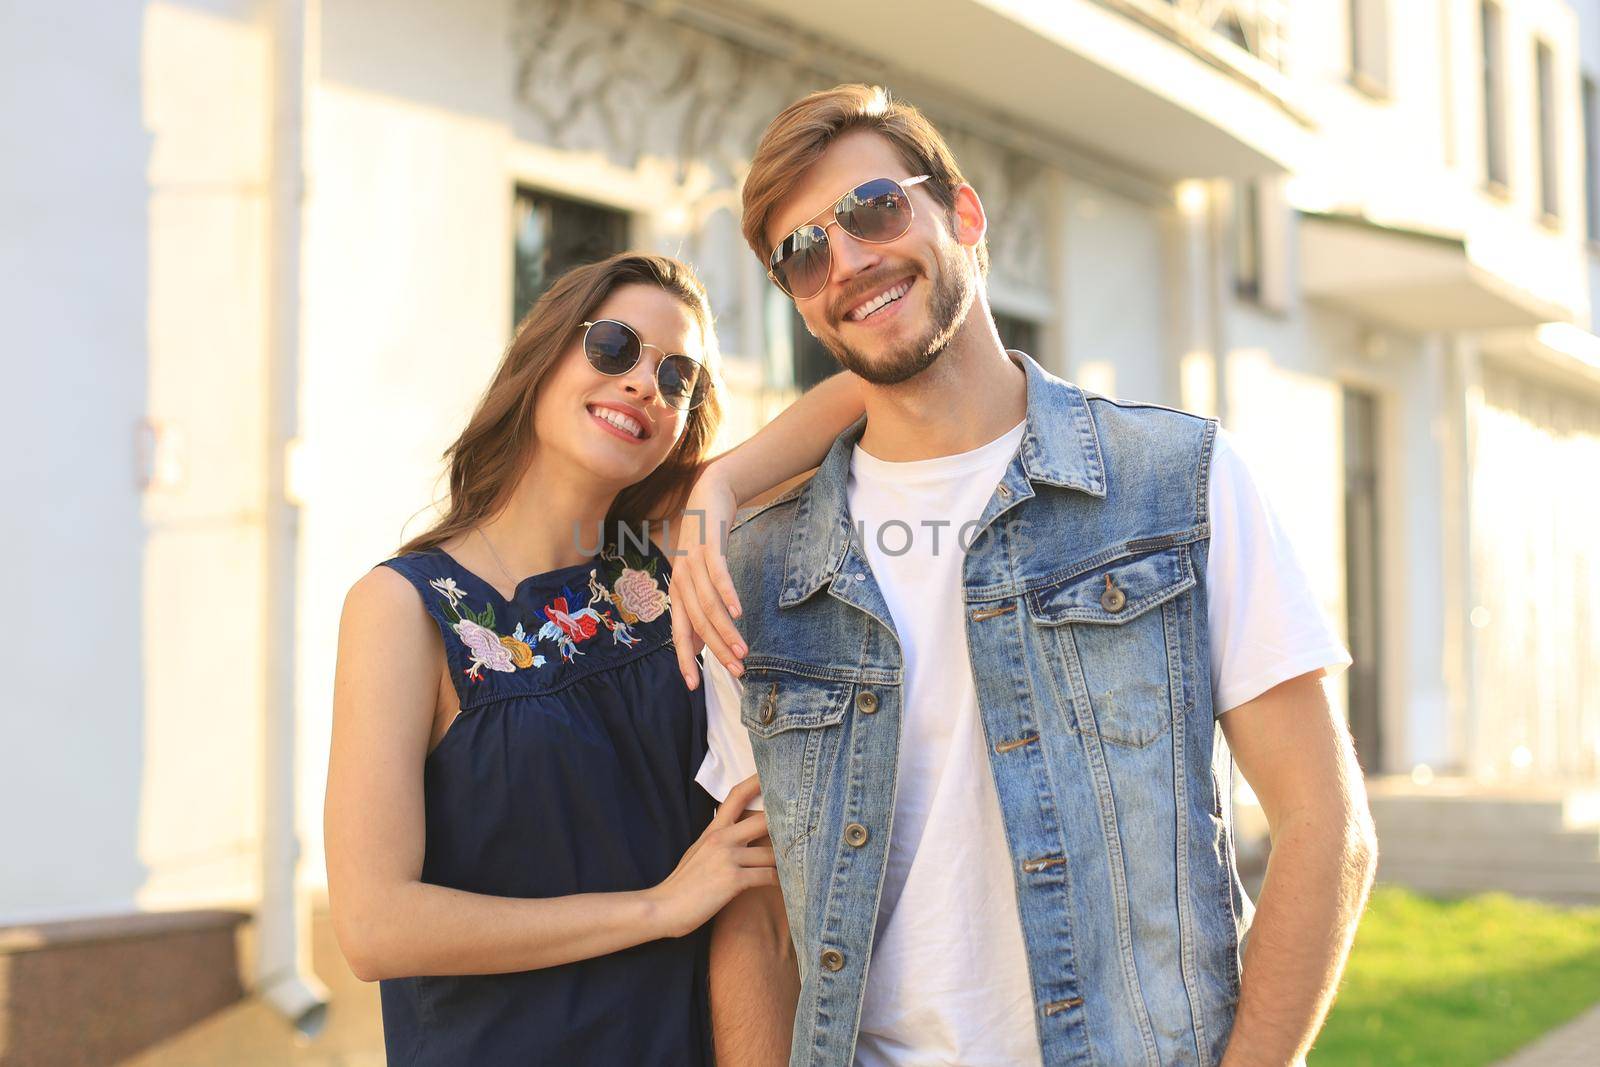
1376;859;1600;904
1374;827;1600;865
1360;778;1600;903
1370;796;1568;835
1366;781;1600;834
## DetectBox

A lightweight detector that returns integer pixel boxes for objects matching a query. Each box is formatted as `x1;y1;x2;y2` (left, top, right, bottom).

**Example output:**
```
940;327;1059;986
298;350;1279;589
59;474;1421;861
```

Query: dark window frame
1481;1;1510;196
991;310;1042;357
1349;0;1391;99
789;311;836;393
1535;39;1561;226
1342;385;1385;775
1233;179;1262;304
511;186;630;329
1584;75;1600;243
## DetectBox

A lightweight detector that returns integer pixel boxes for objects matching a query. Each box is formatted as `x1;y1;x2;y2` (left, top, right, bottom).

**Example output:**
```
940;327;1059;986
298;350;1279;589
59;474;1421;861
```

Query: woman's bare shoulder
346;562;425;611
340;563;440;656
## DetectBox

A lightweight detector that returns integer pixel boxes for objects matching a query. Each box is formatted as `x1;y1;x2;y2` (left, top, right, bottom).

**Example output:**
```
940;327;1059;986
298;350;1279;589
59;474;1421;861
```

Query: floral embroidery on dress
425;545;669;682
535;581;632;663
430;577;547;681
612;561;669;623
502;623;539;668
586;544;673;631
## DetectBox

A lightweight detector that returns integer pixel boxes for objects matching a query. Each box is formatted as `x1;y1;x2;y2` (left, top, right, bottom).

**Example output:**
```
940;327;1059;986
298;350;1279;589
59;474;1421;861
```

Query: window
1343;386;1384;774
1231;177;1289;311
512;188;628;327
1481;2;1508;192
1217;11;1249;53
1349;0;1390;97
791;312;836;392
1160;1;1285;68
1233;179;1262;302
1536;41;1560;223
992;312;1041;356
1584;77;1599;242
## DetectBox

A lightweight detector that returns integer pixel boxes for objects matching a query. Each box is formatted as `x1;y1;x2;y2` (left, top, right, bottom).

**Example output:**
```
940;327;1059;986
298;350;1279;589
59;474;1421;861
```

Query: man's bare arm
1218;670;1378;1067
709;812;799;1066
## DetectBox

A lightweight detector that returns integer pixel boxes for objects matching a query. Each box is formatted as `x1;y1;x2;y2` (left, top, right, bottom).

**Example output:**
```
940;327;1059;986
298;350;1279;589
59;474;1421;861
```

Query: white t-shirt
694;422;1350;1067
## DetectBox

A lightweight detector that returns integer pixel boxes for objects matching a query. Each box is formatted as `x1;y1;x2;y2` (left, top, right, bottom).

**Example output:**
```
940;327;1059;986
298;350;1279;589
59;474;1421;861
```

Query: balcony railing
1104;0;1289;73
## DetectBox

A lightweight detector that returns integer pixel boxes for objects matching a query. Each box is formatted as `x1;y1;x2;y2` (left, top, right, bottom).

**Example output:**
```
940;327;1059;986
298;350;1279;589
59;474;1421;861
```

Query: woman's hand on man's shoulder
668;466;748;691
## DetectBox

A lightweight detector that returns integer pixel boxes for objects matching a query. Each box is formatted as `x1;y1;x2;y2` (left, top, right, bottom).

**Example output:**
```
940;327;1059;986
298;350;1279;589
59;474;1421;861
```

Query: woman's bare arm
325;566;774;982
705;370;864;505
669;371;865;686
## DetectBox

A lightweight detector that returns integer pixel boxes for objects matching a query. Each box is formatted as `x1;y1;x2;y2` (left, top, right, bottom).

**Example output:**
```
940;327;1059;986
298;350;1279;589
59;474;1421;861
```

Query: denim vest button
855;690;879;714
820;948;845;971
844;822;869;847
1100;575;1126;612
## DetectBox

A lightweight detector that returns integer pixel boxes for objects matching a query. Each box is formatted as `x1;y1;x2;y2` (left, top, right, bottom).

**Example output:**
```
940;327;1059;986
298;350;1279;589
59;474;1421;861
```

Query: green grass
1311;886;1600;1066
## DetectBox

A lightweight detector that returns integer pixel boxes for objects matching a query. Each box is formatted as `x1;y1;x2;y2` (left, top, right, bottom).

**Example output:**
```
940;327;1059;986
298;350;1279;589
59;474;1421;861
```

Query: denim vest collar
778;350;1107;610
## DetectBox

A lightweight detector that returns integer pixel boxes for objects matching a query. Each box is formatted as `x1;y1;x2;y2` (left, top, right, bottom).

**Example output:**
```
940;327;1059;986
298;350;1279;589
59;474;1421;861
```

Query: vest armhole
1195;418;1220;528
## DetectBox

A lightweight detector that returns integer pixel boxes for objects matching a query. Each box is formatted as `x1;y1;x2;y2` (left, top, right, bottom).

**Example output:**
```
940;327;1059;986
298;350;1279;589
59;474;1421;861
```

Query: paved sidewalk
123;909;384;1066
1492;1003;1600;1066
117;897;1600;1067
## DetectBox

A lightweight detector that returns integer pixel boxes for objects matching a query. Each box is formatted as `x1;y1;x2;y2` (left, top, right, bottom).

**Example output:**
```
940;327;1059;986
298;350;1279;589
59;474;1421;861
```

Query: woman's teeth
848;280;911;321
590;406;643;438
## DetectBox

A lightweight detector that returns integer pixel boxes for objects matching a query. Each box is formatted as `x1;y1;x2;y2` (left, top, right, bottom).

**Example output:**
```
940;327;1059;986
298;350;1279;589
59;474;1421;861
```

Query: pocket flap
1027;545;1195;626
739;669;852;739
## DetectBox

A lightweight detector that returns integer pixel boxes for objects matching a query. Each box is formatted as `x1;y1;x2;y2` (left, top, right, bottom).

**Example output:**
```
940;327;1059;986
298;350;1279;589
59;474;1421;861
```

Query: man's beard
818;244;976;386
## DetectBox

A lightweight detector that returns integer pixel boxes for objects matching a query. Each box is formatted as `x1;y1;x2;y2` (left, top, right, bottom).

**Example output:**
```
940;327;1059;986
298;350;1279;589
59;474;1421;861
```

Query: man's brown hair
741;84;989;277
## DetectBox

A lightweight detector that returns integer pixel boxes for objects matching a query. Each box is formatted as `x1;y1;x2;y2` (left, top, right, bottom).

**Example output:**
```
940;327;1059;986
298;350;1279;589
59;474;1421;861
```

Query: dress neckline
389;539;676;694
433;547;607;606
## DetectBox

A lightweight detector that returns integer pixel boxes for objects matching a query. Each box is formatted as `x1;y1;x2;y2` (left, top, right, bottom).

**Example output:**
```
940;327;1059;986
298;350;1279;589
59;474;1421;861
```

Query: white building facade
4;0;1598;1058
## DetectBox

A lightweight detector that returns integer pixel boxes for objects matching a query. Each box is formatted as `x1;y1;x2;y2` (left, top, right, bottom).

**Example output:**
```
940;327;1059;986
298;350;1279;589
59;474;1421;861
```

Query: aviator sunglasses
767;174;931;299
580;318;711;411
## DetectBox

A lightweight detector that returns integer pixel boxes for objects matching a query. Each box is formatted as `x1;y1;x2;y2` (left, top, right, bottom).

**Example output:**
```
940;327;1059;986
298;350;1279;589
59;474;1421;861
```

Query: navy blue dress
375;540;715;1066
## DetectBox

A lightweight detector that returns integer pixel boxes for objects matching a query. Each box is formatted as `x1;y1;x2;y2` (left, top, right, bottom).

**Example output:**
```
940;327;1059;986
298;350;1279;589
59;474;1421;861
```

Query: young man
691;84;1376;1067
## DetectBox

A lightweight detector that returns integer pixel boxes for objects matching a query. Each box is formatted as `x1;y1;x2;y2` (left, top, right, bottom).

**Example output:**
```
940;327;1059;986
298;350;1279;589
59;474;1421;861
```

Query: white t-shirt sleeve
693;652;766;811
1206;428;1352;714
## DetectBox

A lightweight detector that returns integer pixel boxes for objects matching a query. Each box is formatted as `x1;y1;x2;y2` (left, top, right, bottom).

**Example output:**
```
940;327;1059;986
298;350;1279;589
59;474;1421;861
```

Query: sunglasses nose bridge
824;217;884;281
618;351;662;401
633;348;705;412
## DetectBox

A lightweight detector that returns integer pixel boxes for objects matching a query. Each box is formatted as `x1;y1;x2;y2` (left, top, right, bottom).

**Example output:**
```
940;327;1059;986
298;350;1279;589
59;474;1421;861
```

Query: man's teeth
849;281;911;321
592;406;643;438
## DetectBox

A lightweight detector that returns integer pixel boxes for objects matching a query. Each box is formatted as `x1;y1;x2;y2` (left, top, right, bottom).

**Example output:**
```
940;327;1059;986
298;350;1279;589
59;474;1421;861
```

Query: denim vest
725;352;1249;1066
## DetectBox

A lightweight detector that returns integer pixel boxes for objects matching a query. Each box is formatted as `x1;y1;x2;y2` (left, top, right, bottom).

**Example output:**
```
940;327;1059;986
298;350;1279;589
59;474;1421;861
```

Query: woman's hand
666;372;865;690
647;775;776;939
669;464;748;690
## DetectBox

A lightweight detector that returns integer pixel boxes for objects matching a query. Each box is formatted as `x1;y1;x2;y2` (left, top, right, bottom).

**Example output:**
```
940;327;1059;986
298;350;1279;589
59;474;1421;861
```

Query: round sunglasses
580;319;710;411
766;174;931;299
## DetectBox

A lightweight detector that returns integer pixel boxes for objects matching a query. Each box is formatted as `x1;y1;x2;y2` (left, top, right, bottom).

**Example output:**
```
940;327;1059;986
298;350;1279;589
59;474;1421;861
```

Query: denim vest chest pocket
1026;544;1197;748
739;662;851;864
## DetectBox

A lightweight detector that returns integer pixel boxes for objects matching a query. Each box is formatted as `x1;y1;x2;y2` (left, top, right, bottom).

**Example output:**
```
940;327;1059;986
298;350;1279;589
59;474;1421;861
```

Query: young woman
326;252;860;1065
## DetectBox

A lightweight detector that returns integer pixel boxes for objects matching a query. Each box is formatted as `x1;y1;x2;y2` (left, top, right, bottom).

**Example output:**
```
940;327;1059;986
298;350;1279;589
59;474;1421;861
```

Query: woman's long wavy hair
398;252;723;556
